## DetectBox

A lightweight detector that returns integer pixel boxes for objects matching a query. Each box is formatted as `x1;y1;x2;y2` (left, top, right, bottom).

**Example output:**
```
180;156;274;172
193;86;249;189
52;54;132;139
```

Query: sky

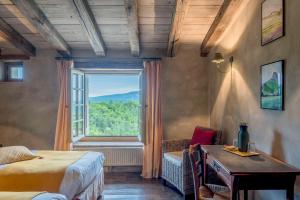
88;74;140;97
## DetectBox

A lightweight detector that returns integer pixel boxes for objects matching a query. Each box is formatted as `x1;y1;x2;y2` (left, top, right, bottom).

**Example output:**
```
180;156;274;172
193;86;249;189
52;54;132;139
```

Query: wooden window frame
0;62;24;82
82;69;144;140
71;70;86;142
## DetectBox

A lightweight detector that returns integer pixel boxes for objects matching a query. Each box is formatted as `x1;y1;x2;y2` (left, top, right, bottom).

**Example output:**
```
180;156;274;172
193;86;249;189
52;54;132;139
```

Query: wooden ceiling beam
200;0;243;57
0;54;30;60
167;0;190;57
125;0;140;57
0;18;36;56
11;0;71;55
70;0;106;56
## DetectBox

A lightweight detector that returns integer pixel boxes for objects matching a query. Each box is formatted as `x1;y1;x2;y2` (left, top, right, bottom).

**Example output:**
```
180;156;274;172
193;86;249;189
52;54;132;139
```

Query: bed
0;192;67;200
0;151;105;200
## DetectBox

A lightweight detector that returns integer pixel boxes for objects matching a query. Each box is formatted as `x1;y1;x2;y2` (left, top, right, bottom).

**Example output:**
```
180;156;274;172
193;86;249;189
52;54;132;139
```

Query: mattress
33;193;67;200
0;192;66;200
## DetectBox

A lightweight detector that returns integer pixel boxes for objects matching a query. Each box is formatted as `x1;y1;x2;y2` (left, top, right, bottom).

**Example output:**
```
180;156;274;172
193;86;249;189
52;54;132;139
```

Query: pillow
0;146;38;165
190;127;216;145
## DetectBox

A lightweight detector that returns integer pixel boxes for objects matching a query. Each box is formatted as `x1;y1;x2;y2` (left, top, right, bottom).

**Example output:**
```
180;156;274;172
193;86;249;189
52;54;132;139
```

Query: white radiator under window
73;143;143;167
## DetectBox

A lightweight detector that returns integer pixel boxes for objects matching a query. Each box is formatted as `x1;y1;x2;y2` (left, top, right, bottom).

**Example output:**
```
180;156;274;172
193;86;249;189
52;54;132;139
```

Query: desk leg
286;176;296;200
231;179;239;200
231;189;239;200
244;190;248;200
286;188;294;200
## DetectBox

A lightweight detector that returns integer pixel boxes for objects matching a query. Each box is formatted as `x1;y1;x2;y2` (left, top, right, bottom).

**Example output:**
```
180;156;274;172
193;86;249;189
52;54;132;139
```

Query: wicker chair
161;127;222;198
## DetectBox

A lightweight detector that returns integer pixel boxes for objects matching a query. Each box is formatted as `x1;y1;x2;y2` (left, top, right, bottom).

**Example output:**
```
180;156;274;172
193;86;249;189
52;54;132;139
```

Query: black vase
238;123;249;152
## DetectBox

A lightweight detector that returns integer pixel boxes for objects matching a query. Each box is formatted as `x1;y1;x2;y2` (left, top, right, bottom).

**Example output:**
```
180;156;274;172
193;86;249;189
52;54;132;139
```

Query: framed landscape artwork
261;0;285;45
261;60;284;110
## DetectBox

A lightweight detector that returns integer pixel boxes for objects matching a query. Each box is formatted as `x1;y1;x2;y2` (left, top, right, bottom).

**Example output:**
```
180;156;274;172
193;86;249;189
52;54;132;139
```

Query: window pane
72;74;78;89
78;121;84;136
9;66;23;80
87;74;141;137
78;75;84;89
78;90;83;104
78;105;84;120
6;62;23;81
72;89;77;104
72;106;76;122
72;122;78;137
0;63;4;81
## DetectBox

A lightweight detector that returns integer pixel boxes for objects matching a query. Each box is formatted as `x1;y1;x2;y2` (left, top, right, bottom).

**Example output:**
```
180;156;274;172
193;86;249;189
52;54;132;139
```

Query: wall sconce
211;52;233;73
212;53;225;64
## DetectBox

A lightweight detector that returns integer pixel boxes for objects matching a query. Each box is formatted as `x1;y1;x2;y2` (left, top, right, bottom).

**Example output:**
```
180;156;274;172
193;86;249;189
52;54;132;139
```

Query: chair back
188;144;204;200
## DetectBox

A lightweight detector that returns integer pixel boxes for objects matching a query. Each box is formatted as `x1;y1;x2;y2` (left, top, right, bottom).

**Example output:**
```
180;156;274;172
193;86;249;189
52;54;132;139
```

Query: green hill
89;91;139;103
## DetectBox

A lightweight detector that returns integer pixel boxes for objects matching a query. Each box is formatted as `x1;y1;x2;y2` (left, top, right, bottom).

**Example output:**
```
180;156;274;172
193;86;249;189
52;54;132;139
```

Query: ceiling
0;0;225;57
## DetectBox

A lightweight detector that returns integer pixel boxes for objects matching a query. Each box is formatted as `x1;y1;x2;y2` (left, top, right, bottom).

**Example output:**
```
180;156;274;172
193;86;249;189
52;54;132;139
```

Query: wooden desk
201;145;300;200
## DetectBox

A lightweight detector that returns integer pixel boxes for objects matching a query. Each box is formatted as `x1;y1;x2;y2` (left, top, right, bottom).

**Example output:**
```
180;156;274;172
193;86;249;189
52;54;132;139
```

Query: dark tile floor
102;172;185;200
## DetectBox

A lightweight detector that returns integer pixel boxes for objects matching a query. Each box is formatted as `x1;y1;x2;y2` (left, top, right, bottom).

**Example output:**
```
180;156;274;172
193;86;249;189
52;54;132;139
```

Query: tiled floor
102;172;185;200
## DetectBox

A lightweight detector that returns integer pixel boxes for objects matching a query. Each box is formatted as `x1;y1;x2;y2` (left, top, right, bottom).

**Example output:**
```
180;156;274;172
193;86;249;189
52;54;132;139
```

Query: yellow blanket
0;151;87;192
0;192;44;200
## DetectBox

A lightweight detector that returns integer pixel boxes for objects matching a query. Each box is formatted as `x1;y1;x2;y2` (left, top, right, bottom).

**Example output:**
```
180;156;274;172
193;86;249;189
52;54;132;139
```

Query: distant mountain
262;72;280;96
90;91;139;103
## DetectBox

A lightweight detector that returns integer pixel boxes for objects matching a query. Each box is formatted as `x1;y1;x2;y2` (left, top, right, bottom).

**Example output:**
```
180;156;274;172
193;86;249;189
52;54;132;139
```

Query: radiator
73;146;143;167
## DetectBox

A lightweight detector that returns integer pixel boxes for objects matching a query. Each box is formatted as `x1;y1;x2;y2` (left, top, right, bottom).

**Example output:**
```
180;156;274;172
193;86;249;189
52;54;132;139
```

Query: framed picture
260;60;284;110
261;0;285;45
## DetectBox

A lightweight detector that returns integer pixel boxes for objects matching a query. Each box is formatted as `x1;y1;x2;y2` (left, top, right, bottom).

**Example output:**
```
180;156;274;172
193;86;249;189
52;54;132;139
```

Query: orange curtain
142;60;163;179
54;60;72;151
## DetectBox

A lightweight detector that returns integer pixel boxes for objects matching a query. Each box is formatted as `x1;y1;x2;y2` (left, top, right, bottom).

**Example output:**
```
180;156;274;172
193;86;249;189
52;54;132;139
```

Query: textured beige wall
0;50;59;149
0;47;210;148
162;46;210;140
208;0;300;199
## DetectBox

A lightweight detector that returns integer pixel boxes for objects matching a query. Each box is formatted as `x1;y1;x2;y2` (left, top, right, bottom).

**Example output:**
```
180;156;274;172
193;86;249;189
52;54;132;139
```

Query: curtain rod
55;57;162;61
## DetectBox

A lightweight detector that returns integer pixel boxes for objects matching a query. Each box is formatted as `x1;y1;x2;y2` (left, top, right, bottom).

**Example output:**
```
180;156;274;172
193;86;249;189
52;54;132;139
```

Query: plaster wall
208;0;300;199
0;47;210;147
162;46;210;140
0;50;59;149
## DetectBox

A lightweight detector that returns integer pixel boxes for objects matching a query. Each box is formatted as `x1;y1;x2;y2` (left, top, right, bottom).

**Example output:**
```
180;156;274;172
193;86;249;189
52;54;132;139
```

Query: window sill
72;135;85;143
79;136;140;142
73;141;144;148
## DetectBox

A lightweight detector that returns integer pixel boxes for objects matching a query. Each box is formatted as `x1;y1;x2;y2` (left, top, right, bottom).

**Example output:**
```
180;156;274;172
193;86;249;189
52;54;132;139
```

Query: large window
87;73;141;137
71;70;142;138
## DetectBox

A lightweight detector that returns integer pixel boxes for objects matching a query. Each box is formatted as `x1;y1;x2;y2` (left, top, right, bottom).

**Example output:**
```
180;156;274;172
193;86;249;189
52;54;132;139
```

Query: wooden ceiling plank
70;0;106;56
183;17;215;25
139;17;172;25
125;0;140;56
91;6;126;18
0;0;13;5
167;0;190;57
138;5;174;18
0;18;36;56
186;6;220;18
88;0;124;6
190;0;224;6
201;0;242;56
138;0;176;6
11;0;71;55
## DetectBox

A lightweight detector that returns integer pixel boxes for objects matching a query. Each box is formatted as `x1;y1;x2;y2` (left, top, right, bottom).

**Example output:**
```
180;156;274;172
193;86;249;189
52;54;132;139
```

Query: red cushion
190;127;216;145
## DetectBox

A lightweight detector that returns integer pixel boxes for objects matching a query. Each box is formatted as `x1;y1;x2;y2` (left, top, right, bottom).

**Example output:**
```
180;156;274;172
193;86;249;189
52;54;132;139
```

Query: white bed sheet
59;152;105;200
33;193;67;200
